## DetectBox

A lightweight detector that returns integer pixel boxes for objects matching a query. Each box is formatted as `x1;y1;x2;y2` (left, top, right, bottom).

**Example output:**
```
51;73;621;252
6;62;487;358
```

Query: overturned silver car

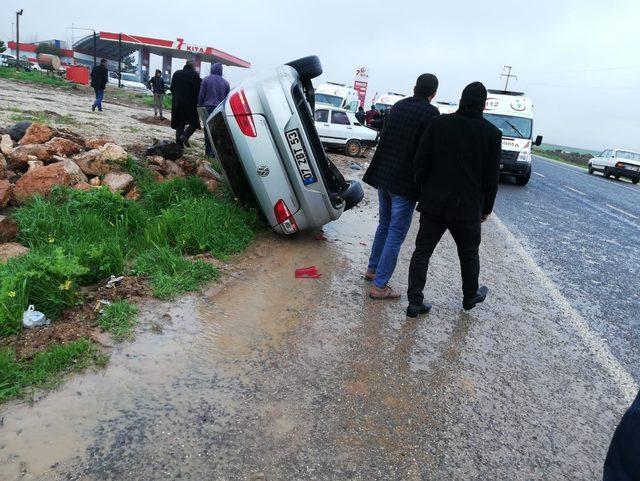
204;56;363;235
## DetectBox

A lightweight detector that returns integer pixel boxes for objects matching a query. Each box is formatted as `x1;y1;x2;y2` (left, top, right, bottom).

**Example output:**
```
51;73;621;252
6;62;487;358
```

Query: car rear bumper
611;166;640;179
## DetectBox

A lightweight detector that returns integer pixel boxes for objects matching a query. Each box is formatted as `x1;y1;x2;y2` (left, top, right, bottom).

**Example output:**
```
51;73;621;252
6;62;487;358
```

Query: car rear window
208;112;259;209
331;111;350;125
617;151;640;162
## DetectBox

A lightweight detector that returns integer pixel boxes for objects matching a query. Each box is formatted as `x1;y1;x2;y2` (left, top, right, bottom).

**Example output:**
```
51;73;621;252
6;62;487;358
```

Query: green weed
0;339;107;403
0;67;68;87
133;247;218;299
98;301;139;341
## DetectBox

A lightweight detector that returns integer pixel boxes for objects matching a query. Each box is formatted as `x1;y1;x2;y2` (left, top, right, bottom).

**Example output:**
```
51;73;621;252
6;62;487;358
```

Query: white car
108;71;150;94
0;53;16;67
314;107;378;157
588;149;640;184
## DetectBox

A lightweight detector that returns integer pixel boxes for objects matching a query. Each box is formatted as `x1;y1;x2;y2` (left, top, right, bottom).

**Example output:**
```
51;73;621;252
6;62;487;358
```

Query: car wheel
588;165;594;174
603;167;611;178
345;139;362;157
342;180;364;211
286;56;322;80
633;178;639;185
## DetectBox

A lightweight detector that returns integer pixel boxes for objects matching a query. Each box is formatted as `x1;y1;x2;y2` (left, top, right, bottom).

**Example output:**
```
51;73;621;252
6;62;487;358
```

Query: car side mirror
534;135;543;146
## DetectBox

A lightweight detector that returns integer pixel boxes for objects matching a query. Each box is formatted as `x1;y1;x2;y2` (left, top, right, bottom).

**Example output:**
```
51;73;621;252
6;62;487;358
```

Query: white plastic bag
22;305;50;328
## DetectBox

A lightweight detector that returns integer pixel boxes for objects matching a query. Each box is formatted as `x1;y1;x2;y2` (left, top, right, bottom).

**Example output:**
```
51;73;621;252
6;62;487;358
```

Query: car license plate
285;129;317;185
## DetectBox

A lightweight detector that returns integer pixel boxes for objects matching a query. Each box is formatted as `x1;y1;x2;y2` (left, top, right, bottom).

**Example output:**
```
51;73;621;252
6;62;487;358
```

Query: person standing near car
355;105;366;125
90;58;108;112
148;69;167;119
406;82;501;317
198;63;230;156
362;73;440;300
170;59;202;148
365;104;380;127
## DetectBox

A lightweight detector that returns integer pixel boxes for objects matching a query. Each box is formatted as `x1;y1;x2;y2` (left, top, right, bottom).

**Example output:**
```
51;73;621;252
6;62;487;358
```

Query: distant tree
35;43;64;57
0;40;6;54
122;54;136;73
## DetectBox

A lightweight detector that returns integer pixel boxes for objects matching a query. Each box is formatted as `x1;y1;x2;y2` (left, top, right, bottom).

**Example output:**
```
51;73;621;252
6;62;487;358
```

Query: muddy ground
0;79;638;480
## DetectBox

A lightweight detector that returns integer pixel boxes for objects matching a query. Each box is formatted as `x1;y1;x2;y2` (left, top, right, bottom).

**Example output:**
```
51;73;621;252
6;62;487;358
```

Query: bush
0;248;88;336
4;176;256;337
133;247;218;299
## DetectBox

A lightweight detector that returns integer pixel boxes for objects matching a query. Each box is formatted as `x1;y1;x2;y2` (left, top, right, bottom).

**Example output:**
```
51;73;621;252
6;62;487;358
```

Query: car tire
342;180;364;211
588;165;594;174
286;56;323;80
603;167;611;178
345;139;362;157
633;178;639;185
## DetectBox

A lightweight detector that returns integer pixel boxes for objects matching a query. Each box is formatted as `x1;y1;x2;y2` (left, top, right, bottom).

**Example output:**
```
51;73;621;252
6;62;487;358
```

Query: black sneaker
91;105;96;112
463;286;489;311
181;136;191;148
406;303;432;318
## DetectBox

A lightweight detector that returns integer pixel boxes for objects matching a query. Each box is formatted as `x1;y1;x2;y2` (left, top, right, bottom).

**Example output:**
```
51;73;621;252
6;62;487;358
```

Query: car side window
331;111;350;125
314;110;329;123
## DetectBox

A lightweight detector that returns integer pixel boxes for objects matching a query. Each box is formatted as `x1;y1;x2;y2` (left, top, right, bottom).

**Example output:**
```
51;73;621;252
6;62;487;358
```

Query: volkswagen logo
257;165;270;177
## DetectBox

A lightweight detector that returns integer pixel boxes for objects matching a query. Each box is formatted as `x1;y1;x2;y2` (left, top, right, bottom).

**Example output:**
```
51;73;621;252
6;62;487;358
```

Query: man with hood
406;81;501;317
362;73;440;300
198;63;230;156
170;59;202;148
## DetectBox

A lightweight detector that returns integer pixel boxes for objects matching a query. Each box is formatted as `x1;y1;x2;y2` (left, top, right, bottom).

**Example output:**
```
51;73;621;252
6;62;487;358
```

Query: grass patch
143;94;173;110
98;301;139;341
0;67;69;87
134;247;218;299
0;339;108;403
10;111;47;124
533;148;588;169
2;175;257;336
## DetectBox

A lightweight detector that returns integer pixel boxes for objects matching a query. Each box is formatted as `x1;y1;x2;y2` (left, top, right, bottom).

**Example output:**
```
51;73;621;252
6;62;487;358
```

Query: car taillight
229;90;257;137
274;199;298;234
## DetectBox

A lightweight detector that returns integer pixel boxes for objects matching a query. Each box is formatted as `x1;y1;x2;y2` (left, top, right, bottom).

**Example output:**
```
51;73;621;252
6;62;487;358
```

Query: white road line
565;186;586;196
491;215;638;403
533;172;545;178
606;204;639;220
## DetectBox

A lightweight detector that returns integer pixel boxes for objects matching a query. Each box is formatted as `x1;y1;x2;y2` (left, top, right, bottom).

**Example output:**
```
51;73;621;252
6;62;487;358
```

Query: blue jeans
93;88;104;111
368;187;416;289
203;106;216;155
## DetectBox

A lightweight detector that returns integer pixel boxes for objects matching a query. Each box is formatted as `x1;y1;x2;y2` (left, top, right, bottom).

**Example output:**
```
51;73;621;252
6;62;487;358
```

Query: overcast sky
2;0;639;151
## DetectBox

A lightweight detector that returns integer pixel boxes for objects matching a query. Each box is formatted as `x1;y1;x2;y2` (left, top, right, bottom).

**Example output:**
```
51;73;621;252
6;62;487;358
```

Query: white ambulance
374;92;407;111
315;82;360;112
483;89;543;186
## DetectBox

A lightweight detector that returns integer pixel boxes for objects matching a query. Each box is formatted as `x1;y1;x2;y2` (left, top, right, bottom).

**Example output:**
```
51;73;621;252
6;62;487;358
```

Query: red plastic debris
314;233;327;241
295;266;322;279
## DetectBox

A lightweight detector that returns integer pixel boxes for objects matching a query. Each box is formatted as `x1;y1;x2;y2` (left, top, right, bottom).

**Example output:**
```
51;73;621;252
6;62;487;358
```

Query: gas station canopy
73;31;250;68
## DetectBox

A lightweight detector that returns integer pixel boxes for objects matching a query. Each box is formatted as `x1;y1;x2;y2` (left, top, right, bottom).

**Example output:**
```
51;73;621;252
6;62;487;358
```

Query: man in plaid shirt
362;74;440;300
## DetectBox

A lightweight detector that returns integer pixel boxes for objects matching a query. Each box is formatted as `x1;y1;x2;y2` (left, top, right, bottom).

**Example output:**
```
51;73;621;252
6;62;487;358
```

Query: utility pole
118;33;122;88
501;65;517;91
15;9;23;71
92;31;97;66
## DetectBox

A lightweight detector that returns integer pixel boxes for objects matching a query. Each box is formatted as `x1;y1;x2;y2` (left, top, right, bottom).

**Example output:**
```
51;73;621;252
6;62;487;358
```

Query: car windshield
315;93;343;108
374;103;391;111
483;114;533;139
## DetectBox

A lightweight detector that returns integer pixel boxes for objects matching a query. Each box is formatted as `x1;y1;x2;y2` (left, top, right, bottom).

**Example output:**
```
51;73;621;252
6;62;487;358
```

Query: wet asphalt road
1;166;638;480
494;156;640;381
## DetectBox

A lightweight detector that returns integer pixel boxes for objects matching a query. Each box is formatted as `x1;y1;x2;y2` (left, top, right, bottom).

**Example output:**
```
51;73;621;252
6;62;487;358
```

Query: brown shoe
369;285;401;300
363;268;375;282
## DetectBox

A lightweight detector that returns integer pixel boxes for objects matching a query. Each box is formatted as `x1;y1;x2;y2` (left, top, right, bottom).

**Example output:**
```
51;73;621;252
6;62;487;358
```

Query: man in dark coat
90;58;108;112
170;59;202;148
355;106;366;125
603;389;640;481
406;81;501;317
148;69;167;119
362;73;440;300
198;63;230;156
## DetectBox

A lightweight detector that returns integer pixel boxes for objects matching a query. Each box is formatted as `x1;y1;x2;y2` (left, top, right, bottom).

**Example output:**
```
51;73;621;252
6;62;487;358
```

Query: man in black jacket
362;73;440;300
90;59;108;112
148;69;166;119
170;60;202;148
406;81;501;317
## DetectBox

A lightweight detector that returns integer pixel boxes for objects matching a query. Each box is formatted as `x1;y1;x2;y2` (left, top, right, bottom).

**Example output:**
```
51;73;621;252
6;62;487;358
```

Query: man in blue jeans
362;73;440;300
198;63;230;156
90;59;108;112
